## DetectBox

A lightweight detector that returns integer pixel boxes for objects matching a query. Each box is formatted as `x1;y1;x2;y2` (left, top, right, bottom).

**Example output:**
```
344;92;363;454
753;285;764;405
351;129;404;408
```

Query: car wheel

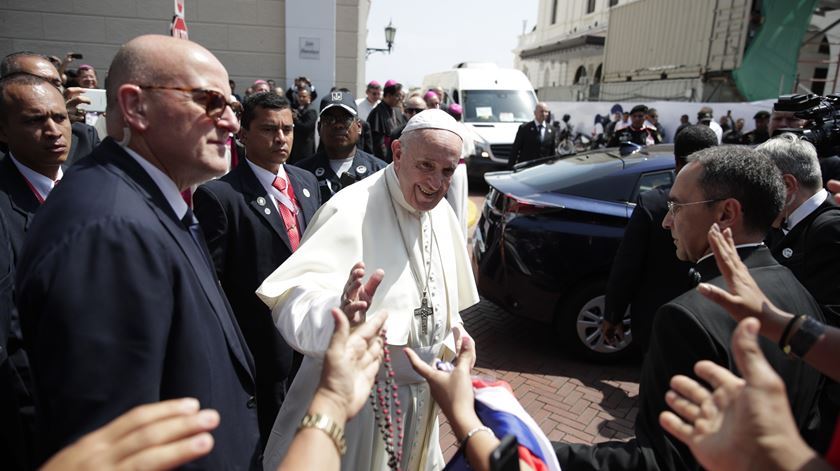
556;280;635;362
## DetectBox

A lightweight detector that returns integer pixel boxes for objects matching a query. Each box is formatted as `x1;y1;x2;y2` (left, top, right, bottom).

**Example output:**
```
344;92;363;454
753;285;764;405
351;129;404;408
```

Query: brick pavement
437;299;641;461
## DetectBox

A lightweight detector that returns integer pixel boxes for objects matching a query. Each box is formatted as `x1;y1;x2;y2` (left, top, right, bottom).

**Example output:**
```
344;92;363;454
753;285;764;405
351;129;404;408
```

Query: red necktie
272;176;300;251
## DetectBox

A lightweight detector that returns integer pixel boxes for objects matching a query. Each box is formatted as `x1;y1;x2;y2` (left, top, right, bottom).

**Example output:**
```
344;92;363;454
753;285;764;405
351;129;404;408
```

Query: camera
774;93;840;156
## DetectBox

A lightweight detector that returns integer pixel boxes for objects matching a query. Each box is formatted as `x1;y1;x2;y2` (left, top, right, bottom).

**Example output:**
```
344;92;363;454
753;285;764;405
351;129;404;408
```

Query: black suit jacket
0;155;40;264
289;106;317;165
65;122;100;168
0;155;39;468
508;121;556;168
556;247;824;471
819;156;840;188
193;161;320;445
769;199;840;324
16;139;260;469
0;207;30;471
604;186;693;350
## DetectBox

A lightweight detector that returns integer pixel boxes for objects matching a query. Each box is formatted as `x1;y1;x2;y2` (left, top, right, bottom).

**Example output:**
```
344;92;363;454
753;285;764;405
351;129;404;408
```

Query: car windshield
462;90;536;123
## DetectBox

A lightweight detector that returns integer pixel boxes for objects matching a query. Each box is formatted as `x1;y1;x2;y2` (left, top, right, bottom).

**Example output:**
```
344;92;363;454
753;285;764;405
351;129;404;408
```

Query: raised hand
40;398;218;471
659;318;820;471
339;261;384;327
405;335;477;429
318;308;387;419
696;223;778;323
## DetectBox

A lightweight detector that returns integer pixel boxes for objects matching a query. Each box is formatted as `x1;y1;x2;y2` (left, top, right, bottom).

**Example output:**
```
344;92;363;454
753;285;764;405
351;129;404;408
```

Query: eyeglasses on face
666;198;724;215
405;108;424;115
320;114;356;127
137;85;242;120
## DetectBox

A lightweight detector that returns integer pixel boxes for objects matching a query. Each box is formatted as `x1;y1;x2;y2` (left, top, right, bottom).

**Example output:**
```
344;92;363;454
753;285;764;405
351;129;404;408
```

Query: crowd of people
4;32;840;471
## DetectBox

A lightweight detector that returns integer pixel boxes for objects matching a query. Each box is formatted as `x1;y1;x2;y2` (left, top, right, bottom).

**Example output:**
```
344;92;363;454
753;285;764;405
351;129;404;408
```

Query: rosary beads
369;330;405;471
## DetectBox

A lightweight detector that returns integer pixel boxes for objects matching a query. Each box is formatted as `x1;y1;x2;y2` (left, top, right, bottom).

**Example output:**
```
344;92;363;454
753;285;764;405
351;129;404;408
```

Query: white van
422;63;537;177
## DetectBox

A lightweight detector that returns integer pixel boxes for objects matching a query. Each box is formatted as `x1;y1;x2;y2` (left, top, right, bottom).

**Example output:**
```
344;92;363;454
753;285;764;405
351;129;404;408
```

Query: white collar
246;158;287;188
386;164;421;217
8;152;62;201
118;144;188;220
696;242;764;265
785;189;828;232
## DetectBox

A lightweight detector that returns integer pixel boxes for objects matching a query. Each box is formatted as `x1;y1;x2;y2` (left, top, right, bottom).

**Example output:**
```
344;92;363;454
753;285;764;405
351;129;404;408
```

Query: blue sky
364;0;539;88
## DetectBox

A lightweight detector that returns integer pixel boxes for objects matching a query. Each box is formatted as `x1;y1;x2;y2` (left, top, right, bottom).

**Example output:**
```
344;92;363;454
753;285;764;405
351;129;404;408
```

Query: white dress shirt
9;152;63;202
118;144;188;220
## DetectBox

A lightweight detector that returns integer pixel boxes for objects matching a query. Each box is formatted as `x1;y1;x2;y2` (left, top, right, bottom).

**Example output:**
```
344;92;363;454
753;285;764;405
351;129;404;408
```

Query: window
573;65;588;84
609;0;619;7
635;171;674;198
586;0;596;14
551;0;558;24
461;90;537;123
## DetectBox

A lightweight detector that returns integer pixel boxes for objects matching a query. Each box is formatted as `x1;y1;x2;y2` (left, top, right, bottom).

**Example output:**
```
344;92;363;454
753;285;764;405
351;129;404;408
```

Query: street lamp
366;21;397;58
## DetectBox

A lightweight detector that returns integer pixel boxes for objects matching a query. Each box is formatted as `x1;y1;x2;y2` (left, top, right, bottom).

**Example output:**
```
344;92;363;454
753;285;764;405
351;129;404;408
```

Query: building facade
0;0;370;97
516;0;840;102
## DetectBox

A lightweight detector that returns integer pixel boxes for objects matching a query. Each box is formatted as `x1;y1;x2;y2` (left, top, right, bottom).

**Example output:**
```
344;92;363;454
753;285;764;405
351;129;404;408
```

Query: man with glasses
16;35;262;469
193;91;320;448
602;125;717;353
555;145;825;471
386;95;427;162
0;52;100;167
296;91;385;203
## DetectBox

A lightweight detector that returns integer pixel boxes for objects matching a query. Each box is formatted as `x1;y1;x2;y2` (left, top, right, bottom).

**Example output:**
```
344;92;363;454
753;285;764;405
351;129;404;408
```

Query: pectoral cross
414;294;433;335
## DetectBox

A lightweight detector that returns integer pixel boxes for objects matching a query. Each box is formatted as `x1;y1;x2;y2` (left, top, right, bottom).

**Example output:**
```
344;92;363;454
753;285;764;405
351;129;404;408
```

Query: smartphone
490;434;519;471
69;52;83;59
78;88;106;113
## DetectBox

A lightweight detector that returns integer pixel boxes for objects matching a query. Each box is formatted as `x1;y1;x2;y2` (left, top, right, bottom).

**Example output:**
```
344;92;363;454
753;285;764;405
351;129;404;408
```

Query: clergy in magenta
258;109;479;471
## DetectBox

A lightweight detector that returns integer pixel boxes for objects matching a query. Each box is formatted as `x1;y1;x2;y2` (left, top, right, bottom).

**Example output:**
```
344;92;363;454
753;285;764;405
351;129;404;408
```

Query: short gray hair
756;133;822;191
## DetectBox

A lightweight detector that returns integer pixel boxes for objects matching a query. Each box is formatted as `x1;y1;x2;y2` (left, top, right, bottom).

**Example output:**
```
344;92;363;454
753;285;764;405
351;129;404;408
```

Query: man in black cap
743;110;771;145
608;104;660;147
296;91;386;203
696;106;723;144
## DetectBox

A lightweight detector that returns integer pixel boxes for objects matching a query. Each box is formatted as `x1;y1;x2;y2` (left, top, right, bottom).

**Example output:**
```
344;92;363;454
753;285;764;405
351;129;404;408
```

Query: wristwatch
299;413;347;455
784;316;825;358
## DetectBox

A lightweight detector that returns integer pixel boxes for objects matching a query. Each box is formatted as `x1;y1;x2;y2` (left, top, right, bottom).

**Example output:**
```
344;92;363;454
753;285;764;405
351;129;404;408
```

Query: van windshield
461;90;537;123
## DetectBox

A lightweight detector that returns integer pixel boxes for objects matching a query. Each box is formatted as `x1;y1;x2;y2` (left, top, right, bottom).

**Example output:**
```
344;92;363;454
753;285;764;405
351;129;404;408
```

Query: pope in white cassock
257;108;480;471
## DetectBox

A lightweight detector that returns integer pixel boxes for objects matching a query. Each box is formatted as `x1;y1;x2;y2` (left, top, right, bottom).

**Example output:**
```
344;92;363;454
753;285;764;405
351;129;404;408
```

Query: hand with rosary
340;261;385;327
405;337;531;471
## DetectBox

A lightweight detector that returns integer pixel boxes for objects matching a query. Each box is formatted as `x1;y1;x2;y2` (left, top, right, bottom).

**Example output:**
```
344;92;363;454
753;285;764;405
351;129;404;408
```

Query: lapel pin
782;248;793;258
356;165;367;174
257;196;266;206
302;188;310;198
264;208;271;215
315;168;325;177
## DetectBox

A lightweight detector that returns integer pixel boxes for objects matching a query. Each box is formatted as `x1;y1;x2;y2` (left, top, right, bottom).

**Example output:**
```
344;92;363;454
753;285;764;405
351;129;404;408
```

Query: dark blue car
473;144;676;362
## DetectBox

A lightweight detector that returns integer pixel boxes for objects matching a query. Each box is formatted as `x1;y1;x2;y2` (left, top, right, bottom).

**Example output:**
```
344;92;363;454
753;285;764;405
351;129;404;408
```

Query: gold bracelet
298;413;347;455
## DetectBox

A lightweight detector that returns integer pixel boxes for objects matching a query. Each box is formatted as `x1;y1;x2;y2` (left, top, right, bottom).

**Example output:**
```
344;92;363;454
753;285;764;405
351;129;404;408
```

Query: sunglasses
320;114;357;127
137;85;242;120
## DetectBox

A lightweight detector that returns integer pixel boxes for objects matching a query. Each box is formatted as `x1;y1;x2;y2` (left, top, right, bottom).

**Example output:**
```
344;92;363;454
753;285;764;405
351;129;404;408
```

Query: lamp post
366;21;397;58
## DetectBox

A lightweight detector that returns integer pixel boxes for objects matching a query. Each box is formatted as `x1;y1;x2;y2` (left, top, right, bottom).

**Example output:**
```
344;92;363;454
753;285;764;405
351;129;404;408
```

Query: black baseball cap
630;104;648;115
319;90;357;116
